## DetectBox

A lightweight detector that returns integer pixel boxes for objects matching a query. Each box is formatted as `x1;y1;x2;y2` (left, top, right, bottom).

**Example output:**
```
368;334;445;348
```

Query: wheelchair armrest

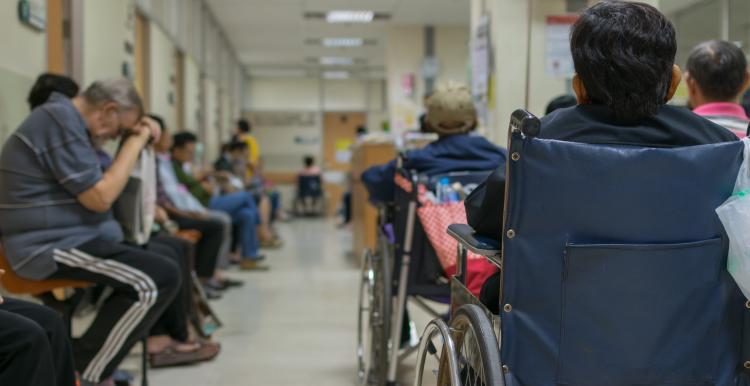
447;224;501;257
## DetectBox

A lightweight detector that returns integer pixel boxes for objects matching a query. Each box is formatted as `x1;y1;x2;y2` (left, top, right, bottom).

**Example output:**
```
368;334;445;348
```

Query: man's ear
740;70;750;96
572;74;590;104
666;64;682;102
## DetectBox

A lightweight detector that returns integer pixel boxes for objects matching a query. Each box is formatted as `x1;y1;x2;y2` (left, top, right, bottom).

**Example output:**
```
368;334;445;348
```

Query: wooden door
134;11;150;108
322;112;366;216
47;0;65;73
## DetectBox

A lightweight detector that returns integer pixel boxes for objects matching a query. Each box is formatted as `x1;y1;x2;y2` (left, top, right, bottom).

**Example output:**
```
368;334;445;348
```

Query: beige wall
384;25;470;134
0;1;47;142
243;76;387;178
149;22;177;130
202;78;219;165
82;0;135;86
183;57;201;132
385;26;424;133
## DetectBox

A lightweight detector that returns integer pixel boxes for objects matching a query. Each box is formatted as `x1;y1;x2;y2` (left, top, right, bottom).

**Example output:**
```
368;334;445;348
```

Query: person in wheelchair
362;81;506;203
466;0;740;314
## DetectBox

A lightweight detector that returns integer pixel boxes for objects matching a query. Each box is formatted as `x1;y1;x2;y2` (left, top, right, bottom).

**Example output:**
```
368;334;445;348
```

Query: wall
0;0;47;142
82;0;135;86
148;22;177;130
244;76;386;175
183;56;201;131
385;26;425;133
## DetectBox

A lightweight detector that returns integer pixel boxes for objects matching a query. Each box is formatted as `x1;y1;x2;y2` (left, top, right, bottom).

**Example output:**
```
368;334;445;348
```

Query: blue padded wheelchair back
501;115;748;386
297;175;322;198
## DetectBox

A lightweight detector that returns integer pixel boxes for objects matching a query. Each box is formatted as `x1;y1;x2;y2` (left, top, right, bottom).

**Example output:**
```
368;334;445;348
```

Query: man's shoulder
17;98;84;145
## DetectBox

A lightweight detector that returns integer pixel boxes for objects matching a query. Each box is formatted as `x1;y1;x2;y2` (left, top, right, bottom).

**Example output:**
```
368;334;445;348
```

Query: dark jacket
466;104;740;241
362;134;507;203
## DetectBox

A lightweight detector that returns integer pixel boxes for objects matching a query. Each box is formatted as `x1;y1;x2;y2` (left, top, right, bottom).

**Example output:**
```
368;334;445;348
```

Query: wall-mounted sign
17;0;46;31
545;15;578;78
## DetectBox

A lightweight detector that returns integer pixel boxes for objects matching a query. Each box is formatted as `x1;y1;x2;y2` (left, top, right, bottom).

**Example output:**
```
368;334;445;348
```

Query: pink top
299;166;321;176
693;102;749;138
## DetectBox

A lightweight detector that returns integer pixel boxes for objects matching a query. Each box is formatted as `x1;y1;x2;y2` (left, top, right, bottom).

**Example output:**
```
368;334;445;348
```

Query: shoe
239;259;270;271
260;238;283;249
149;340;221;368
221;278;244;288
201;285;223;300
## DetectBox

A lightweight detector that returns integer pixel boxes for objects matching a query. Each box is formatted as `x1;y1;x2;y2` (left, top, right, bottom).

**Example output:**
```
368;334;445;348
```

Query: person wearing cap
361;81;506;203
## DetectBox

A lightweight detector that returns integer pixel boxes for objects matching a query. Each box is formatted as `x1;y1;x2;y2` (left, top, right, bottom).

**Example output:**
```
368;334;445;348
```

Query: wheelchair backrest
297;175;322;197
501;132;747;386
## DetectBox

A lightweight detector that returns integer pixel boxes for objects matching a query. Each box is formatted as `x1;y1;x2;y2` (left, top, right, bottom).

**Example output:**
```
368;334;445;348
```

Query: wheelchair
293;174;325;216
357;158;491;386
414;109;750;386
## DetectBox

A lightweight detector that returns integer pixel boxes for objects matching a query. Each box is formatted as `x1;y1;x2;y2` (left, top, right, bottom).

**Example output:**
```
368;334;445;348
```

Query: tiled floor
120;218;442;386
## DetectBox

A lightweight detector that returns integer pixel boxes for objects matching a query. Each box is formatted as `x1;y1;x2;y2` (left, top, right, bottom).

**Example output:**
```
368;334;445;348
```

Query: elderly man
0;78;180;386
685;39;750;137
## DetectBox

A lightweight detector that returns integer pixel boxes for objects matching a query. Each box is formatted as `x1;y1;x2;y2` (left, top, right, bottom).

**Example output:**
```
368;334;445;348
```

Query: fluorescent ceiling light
322;38;364;47
320;56;354;66
326;10;374;23
323;71;350;79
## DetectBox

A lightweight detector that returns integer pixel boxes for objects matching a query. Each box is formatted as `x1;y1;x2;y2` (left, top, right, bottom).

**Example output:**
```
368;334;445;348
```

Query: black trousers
0;297;76;386
146;236;194;343
171;214;223;278
48;238;180;383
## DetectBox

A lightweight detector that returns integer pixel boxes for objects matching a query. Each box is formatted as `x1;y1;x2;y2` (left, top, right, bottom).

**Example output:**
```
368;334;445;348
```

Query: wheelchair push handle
510;109;541;137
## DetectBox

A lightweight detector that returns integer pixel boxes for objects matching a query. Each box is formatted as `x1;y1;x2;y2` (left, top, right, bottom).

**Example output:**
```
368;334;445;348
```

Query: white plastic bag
716;138;750;299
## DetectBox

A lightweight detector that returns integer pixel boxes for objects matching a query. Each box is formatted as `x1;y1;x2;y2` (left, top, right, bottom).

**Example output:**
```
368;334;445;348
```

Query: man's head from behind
570;1;679;121
685;40;750;109
237;119;251;135
171;131;198;163
78;78;143;140
228;141;248;159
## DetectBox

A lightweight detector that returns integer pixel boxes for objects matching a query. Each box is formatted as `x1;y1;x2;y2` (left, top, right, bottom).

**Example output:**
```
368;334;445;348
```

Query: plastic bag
716;138;750;299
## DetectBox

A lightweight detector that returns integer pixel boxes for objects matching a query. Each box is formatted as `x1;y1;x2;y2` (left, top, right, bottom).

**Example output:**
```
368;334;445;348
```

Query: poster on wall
545;15;579;78
472;14;491;99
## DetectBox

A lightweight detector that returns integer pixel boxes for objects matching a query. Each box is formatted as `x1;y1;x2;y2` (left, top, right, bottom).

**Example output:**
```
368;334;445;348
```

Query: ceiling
206;0;470;78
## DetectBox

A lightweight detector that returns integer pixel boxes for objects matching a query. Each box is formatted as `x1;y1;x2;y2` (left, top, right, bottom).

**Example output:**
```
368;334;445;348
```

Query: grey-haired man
0;78;180;385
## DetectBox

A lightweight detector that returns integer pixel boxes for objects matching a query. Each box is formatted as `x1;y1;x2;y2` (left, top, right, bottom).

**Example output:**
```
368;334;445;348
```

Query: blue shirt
0;93;123;279
362;134;507;202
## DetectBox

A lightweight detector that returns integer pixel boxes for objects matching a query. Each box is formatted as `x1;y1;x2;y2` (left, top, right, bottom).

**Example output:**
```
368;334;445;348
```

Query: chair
415;109;750;386
0;246;151;386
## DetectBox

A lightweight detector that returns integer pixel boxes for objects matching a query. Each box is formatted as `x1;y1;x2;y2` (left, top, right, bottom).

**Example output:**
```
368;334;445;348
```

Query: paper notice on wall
545;15;578;78
472;14;491;99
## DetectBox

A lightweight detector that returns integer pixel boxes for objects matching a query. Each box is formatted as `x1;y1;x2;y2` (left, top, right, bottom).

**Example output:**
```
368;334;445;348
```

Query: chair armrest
447;224;501;257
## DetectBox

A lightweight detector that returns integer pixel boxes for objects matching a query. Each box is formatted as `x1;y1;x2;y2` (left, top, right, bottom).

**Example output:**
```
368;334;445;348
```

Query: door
322;112;366;217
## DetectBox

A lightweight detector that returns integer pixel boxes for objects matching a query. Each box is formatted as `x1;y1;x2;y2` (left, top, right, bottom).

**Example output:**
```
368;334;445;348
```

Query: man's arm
77;120;154;213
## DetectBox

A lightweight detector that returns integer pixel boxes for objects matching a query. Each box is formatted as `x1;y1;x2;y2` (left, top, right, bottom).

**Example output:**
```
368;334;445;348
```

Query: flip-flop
149;340;221;368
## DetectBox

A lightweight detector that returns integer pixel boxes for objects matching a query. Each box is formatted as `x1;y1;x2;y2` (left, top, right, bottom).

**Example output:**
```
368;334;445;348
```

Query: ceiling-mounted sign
17;0;46;31
545;15;578;78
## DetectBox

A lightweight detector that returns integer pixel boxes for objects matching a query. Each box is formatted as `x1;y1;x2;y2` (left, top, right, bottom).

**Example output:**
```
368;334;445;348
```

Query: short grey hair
82;78;143;114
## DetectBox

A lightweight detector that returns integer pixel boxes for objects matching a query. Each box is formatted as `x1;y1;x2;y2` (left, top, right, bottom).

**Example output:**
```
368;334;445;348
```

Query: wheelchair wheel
442;305;503;386
357;246;391;385
413;318;461;386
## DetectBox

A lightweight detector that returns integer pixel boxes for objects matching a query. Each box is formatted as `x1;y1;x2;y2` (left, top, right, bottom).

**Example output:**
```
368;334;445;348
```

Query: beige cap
426;81;477;135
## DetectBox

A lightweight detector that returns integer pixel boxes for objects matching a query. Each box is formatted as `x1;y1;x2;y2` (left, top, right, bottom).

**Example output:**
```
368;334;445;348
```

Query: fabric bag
113;148;157;245
716;137;750;299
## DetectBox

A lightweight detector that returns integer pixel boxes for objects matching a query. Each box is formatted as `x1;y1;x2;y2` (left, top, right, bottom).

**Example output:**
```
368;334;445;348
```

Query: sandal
149;340;221;368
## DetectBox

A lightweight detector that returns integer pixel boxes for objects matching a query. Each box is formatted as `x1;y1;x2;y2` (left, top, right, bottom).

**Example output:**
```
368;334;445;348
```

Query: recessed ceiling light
323;70;350;79
320;57;354;66
322;38;364;47
326;10;374;23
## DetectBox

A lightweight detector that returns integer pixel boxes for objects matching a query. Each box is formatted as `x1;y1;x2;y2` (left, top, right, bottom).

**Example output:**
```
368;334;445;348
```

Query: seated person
170;132;270;270
0;286;76;386
466;1;739;314
27;73;79;110
685;39;750;137
362;81;507;203
149;114;237;293
0;78;181;386
297;155;323;215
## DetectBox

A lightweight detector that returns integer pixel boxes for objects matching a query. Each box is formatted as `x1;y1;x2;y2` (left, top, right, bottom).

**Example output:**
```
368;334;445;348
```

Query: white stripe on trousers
53;249;158;382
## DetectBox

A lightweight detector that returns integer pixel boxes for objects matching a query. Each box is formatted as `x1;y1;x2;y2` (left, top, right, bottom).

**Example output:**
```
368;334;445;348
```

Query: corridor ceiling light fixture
320;57;355;66
326;10;374;23
323;71;350;79
322;38;364;47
